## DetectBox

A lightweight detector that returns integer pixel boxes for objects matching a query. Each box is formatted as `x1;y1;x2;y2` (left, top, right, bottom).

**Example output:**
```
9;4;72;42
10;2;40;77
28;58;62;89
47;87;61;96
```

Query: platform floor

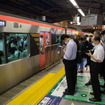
0;62;63;105
0;61;102;105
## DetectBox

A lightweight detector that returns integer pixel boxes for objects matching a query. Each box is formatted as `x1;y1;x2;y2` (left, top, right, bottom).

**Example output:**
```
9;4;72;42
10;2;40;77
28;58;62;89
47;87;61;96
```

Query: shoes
63;91;74;95
90;92;94;95
65;88;68;91
101;90;105;94
100;84;105;88
78;70;83;73
85;81;91;86
89;97;101;102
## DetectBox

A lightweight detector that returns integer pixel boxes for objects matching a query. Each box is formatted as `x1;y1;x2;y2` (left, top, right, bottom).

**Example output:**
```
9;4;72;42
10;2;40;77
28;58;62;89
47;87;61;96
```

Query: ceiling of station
0;0;105;24
0;0;76;23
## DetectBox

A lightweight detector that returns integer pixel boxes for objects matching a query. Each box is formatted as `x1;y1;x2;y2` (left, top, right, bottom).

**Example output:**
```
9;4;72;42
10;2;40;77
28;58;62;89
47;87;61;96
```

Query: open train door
39;32;51;69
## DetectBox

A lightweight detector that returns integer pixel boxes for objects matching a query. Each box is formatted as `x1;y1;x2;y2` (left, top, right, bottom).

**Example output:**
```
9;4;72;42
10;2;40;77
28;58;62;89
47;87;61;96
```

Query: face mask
65;41;69;45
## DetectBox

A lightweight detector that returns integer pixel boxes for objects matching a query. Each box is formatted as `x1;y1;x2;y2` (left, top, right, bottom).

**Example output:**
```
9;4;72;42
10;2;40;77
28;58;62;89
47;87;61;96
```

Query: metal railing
45;44;63;69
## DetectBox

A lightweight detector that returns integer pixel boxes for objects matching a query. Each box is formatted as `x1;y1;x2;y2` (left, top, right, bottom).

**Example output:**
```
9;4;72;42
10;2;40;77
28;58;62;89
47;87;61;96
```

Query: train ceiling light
69;0;85;17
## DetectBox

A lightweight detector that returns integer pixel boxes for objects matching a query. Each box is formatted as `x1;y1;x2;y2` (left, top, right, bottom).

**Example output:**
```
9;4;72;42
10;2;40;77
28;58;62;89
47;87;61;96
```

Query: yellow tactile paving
7;67;65;105
7;73;55;105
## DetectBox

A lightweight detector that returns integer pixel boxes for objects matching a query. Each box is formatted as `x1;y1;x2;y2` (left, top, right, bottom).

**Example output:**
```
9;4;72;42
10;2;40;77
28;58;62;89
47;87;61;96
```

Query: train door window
56;35;61;44
6;33;29;63
0;34;6;64
46;35;49;46
40;35;44;54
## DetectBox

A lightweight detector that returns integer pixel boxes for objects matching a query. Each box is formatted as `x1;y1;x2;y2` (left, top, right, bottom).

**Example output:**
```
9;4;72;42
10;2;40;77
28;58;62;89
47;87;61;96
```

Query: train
0;11;85;94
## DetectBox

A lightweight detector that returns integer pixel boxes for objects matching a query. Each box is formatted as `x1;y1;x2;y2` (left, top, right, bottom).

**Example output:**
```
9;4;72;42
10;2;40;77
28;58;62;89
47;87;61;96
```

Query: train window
40;35;44;54
46;35;49;46
0;35;6;64
56;35;61;44
6;33;29;62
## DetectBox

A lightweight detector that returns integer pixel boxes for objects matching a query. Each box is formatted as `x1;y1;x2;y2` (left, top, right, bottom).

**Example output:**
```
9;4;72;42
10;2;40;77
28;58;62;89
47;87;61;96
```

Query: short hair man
100;31;105;90
61;34;77;95
86;36;104;102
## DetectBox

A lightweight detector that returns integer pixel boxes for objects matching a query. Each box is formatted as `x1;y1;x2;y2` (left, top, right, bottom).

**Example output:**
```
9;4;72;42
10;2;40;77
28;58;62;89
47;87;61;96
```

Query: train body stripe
0;15;64;30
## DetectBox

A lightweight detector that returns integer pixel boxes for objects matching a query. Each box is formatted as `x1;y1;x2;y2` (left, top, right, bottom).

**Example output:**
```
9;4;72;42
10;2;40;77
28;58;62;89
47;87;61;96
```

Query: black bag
76;51;82;64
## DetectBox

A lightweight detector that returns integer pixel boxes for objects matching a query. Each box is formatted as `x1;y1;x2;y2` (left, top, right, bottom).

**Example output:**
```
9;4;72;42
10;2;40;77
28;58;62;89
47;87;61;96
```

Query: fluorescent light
69;0;85;17
69;0;79;8
78;9;85;16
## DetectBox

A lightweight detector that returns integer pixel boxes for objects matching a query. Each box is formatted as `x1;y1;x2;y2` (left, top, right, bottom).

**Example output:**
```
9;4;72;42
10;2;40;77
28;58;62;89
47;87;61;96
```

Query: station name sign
0;20;6;27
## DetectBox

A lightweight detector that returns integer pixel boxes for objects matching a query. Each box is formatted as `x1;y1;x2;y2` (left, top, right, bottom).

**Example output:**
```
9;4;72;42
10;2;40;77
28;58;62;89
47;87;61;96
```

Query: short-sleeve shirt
91;44;104;62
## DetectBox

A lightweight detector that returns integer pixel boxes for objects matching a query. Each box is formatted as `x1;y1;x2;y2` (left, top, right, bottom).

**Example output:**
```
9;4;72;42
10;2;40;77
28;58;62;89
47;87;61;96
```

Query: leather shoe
85;81;91;86
101;90;105;94
90;92;94;95
89;98;101;102
63;91;74;95
65;88;69;91
100;84;105;88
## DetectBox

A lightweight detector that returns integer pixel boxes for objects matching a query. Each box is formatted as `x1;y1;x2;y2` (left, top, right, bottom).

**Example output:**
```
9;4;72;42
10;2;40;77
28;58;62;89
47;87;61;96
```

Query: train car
0;12;85;94
66;28;85;39
0;12;65;94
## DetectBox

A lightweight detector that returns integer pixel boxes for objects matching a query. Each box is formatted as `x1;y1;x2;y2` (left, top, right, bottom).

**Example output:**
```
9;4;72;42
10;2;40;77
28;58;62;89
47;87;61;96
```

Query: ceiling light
69;0;79;8
69;0;85;17
78;9;85;16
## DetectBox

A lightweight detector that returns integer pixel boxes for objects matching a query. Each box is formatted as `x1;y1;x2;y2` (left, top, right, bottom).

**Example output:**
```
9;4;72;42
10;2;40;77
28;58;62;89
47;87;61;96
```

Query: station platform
0;62;105;105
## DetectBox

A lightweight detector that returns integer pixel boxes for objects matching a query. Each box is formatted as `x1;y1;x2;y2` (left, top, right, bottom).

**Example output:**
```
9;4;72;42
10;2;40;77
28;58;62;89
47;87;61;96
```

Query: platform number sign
0;20;6;27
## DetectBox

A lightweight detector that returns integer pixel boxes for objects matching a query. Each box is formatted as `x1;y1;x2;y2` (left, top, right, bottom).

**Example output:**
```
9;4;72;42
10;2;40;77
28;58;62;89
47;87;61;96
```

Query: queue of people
61;30;105;102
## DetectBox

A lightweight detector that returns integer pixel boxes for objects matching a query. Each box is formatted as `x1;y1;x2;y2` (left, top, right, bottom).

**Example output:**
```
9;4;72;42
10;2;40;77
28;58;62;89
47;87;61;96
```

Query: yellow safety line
7;73;55;105
7;67;65;105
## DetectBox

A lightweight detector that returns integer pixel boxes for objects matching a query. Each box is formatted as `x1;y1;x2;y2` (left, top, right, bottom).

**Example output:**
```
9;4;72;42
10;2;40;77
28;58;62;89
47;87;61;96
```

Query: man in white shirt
86;36;104;102
61;34;77;95
100;31;105;90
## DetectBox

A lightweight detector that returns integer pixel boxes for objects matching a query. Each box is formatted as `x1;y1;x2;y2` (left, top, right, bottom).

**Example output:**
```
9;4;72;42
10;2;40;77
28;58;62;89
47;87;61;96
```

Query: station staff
61;34;77;95
86;36;104;102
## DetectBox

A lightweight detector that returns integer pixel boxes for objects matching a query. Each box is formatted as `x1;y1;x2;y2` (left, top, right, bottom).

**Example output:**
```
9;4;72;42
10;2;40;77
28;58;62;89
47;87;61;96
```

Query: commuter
73;38;81;65
8;47;17;62
100;30;105;92
17;36;24;51
86;36;104;102
85;32;101;86
77;37;87;73
19;45;28;58
0;50;4;64
94;31;101;37
61;34;77;95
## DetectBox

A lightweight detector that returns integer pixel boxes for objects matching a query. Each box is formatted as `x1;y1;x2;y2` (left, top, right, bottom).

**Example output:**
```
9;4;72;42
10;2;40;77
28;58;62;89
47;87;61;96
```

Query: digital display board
0;20;6;27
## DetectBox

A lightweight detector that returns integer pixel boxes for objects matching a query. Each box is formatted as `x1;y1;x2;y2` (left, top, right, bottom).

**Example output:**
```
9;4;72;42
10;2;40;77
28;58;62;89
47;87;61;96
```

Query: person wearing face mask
86;36;104;102
61;34;77;95
100;30;105;91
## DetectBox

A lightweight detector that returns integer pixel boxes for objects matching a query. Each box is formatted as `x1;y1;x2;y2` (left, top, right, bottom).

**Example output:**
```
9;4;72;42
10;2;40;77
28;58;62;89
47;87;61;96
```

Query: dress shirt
91;43;104;62
64;39;77;60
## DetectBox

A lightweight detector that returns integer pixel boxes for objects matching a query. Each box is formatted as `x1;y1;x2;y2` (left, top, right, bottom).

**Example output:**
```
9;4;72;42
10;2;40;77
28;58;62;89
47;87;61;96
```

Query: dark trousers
90;61;101;99
63;59;77;93
100;59;105;86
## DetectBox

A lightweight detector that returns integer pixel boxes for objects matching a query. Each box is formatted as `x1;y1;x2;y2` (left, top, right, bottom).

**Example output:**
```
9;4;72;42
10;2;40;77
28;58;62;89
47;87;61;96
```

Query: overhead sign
81;14;98;26
0;20;6;27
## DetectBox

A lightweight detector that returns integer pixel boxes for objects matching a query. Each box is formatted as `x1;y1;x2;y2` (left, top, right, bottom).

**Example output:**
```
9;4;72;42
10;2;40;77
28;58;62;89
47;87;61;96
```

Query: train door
45;32;51;68
39;32;51;69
